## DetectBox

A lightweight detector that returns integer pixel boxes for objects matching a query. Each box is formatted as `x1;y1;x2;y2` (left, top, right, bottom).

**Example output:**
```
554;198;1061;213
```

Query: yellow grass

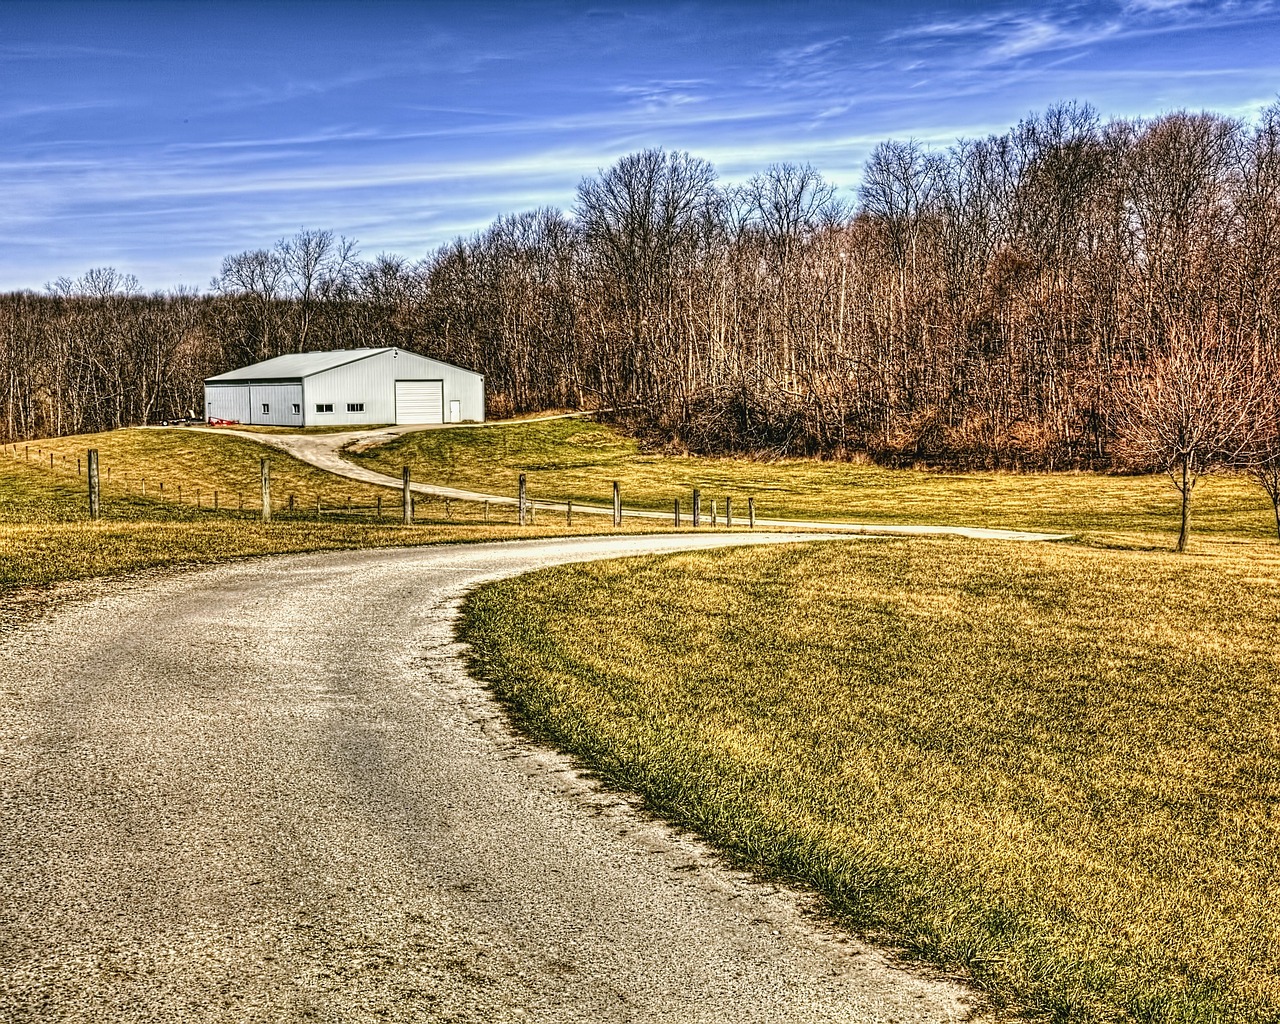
461;536;1280;1023
353;419;1278;547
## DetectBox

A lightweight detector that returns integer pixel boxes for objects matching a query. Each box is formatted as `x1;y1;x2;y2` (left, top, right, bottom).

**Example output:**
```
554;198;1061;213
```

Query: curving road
194;424;1072;543
0;535;987;1023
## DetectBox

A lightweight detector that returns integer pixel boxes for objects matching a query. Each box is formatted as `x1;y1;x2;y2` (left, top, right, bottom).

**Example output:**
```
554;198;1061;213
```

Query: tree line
3;102;1279;528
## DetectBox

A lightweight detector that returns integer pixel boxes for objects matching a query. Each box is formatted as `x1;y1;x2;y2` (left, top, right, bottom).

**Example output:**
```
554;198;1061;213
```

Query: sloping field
462;536;1280;1023
0;428;617;598
352;419;1277;546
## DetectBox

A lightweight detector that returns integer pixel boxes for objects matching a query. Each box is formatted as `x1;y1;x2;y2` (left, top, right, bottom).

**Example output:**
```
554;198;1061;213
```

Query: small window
291;403;300;415
316;403;333;413
347;402;364;413
261;403;270;414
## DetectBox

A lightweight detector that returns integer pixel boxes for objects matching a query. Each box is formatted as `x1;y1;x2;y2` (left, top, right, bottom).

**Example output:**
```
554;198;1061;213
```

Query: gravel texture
1;534;988;1022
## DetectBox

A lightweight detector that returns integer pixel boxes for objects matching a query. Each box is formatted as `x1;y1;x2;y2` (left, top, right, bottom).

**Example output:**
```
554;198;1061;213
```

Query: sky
2;0;1278;292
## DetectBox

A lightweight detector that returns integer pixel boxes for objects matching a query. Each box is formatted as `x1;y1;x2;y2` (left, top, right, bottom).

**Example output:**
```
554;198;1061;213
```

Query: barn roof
205;348;391;383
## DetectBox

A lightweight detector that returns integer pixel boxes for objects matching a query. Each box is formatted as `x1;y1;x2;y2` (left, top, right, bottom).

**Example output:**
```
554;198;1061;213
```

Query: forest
3;102;1278;484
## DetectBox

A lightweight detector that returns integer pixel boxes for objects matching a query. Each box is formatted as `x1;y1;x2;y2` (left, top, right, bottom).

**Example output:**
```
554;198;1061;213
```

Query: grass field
461;537;1280;1023
10;420;1280;1021
352;418;1278;547
0;427;628;604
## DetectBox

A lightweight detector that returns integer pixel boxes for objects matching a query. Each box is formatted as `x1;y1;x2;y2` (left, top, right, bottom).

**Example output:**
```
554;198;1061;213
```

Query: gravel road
1;535;986;1023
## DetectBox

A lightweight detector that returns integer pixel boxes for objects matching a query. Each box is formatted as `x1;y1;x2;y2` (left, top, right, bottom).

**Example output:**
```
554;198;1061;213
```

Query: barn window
292;403;300;415
316;403;333;413
347;402;364;412
261;403;270;414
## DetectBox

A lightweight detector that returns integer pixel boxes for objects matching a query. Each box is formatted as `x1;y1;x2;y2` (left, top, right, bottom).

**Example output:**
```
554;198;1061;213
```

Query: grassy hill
463;535;1280;1024
0;427;616;604
351;418;1277;547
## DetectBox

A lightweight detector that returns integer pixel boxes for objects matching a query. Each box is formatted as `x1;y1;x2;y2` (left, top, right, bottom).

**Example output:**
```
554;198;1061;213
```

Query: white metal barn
203;348;485;427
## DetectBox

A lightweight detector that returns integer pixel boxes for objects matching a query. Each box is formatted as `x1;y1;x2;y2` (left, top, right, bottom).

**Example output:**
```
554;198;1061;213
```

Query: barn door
395;380;444;424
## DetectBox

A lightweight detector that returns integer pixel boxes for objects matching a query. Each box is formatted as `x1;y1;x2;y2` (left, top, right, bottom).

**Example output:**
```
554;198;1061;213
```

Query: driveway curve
194;425;1071;543
1;534;985;1023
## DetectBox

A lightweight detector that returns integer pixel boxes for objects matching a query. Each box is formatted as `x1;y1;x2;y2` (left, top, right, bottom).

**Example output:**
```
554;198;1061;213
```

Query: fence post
484;500;489;523
519;474;527;525
214;491;219;510
260;458;270;523
673;498;680;526
77;457;82;476
566;499;573;526
402;466;412;525
725;496;732;528
376;494;382;519
711;499;717;527
87;449;100;520
317;495;322;521
612;481;621;527
692;488;701;527
748;497;755;529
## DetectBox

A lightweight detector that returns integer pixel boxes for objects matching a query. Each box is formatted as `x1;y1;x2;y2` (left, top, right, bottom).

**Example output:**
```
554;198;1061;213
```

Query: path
0;535;986;1023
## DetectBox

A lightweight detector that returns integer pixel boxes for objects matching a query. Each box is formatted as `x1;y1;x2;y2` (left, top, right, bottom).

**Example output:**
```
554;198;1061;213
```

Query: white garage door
395;380;444;424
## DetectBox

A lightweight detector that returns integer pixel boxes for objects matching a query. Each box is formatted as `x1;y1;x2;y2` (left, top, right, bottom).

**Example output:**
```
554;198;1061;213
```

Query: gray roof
205;348;391;383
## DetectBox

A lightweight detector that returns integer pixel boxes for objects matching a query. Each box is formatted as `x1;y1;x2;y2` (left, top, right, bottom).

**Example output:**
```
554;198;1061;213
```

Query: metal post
402;466;412;525
519;474;527;525
748;497;755;529
566;499;573;526
87;449;100;520
260;458;270;523
673;498;680;526
612;481;621;527
711;499;717;527
692;489;701;528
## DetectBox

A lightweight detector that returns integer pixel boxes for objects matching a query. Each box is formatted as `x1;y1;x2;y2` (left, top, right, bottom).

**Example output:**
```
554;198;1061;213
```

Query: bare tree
1112;330;1265;551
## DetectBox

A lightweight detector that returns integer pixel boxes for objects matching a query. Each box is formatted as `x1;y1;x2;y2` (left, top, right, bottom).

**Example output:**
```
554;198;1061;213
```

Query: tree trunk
1176;454;1191;553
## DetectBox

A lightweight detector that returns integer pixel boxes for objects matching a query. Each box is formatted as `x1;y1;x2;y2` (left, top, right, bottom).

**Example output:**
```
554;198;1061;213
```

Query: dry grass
0;428;640;598
461;537;1280;1023
352;419;1277;547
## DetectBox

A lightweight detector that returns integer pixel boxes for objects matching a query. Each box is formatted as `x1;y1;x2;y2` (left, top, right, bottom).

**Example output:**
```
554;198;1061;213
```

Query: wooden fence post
673;498;680;526
376;494;382;519
692;489;701;527
711;499;717;527
748;497;755;529
518;474;527;525
612;481;621;527
566;499;573;526
725;496;732;528
87;449;100;520
260;458;270;523
402;467;412;525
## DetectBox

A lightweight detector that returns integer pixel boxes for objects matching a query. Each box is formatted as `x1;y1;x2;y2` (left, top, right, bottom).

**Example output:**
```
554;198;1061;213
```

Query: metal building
203;348;485;427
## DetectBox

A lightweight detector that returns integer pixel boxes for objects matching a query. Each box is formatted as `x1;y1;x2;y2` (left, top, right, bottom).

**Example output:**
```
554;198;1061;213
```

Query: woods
3;103;1278;485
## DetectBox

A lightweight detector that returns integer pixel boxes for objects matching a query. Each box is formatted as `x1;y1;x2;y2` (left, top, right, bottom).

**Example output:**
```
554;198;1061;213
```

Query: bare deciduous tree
1112;331;1266;550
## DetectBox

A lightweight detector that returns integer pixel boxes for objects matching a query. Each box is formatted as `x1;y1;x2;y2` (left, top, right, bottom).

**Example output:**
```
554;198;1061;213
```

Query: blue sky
2;0;1278;291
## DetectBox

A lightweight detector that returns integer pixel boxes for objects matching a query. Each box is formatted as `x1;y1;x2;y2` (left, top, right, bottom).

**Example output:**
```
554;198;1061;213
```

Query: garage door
395;380;444;424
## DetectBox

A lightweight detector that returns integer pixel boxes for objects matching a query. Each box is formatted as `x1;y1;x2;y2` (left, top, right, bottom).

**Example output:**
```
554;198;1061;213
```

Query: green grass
351;419;1278;547
461;537;1280;1023
0;428;637;603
